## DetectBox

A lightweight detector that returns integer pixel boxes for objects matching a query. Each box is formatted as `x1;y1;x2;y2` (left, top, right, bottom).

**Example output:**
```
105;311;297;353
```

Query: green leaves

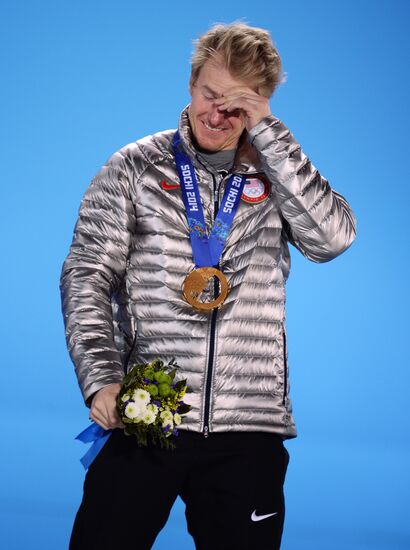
173;380;187;392
177;403;191;415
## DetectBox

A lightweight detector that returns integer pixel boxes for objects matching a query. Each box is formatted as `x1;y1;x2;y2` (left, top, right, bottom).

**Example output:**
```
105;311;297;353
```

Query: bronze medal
182;267;229;311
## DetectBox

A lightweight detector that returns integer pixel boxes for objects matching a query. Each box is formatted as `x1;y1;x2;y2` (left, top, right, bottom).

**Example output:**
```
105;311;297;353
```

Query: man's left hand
214;87;271;131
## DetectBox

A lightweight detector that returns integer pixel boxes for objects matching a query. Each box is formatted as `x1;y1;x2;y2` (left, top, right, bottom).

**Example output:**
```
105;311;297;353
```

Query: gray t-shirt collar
196;148;236;173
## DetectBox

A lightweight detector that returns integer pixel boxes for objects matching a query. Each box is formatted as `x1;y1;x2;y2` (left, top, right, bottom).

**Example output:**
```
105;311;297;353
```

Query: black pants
70;428;290;550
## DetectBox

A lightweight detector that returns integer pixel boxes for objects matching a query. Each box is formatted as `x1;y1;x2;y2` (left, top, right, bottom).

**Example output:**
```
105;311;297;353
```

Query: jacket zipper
203;173;222;438
282;327;288;405
203;306;218;437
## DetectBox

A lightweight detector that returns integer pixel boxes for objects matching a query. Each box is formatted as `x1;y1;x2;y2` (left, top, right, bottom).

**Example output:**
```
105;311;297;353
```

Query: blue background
1;1;409;548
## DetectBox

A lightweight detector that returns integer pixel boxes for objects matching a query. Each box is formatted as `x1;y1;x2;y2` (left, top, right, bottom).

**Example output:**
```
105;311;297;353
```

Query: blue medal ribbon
173;131;246;268
75;422;112;470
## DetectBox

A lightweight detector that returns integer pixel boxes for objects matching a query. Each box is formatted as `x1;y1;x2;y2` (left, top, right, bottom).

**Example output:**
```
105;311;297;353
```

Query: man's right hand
89;383;125;430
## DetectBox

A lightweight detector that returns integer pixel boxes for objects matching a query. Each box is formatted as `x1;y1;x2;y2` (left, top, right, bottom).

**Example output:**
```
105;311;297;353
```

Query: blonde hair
190;22;285;98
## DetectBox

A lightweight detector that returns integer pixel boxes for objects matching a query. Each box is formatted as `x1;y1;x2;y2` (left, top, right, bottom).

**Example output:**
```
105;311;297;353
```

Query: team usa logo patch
241;176;270;204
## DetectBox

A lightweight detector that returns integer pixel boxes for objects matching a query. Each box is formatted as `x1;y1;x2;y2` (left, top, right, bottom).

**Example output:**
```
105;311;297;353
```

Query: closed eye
201;85;220;101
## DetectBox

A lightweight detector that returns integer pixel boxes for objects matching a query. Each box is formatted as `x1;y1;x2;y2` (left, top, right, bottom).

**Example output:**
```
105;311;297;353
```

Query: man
61;22;356;550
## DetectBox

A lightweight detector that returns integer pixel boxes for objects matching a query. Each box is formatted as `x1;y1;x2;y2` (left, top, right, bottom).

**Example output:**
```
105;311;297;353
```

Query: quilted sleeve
248;115;356;263
60;150;137;405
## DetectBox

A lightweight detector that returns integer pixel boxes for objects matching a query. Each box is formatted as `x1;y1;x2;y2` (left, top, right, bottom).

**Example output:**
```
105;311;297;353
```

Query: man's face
188;58;250;152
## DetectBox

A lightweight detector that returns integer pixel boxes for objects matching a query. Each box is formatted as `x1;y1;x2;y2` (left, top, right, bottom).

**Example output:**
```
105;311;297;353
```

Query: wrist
247;114;281;144
246;108;272;132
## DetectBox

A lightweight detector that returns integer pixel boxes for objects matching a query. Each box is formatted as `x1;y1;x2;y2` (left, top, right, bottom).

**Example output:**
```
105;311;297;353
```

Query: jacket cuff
247;114;282;146
82;372;125;407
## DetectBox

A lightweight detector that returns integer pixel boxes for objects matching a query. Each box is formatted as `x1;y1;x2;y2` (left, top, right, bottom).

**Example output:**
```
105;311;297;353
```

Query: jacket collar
177;106;263;175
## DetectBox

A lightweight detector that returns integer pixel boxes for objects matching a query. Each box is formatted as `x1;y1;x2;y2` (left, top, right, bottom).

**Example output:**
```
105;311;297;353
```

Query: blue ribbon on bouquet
75;422;113;470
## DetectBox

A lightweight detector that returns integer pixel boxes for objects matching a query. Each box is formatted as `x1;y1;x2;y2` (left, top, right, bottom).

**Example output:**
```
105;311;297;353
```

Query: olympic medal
183;267;229;311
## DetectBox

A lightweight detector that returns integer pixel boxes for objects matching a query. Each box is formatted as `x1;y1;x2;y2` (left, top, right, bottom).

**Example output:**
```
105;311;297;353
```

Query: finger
215;90;260;104
89;410;111;431
218;85;260;98
215;97;240;110
91;414;122;431
112;417;125;429
99;400;115;428
90;403;108;425
215;98;242;111
100;398;123;429
217;97;259;114
108;407;122;427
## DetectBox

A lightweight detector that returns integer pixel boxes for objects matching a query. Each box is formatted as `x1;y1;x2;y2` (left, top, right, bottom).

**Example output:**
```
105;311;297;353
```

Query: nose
208;104;226;126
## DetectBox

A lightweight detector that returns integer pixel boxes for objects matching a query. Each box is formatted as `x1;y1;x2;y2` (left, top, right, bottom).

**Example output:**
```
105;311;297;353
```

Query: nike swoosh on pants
251;510;278;522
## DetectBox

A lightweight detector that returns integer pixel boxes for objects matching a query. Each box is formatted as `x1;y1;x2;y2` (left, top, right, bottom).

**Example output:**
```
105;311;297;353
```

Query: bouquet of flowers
116;358;191;449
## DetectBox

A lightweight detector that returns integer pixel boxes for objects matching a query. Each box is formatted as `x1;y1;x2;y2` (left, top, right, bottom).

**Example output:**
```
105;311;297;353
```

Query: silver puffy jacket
60;108;356;439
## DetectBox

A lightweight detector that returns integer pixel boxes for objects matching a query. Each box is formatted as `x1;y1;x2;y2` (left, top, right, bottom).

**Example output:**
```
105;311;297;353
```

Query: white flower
141;409;156;425
133;388;151;405
147;403;159;416
160;409;174;432
160;410;173;423
124;402;141;419
173;413;181;426
121;394;131;403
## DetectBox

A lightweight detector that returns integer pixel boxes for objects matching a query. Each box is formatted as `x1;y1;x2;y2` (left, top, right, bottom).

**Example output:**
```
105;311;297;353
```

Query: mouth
202;120;226;133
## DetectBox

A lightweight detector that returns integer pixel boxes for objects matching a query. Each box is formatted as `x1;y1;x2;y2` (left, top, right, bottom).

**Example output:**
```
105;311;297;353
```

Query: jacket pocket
282;327;288;405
